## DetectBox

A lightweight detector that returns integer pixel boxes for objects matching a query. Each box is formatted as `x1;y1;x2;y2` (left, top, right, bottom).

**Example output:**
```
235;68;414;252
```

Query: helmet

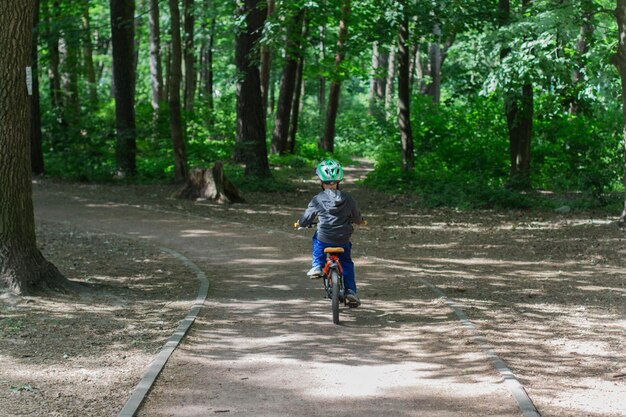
315;159;343;182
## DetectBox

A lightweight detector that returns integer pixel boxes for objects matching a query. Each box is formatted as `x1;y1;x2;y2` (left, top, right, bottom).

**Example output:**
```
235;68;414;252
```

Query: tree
148;0;164;111
82;1;98;108
613;0;626;223
183;0;196;113
1;0;67;295
499;0;533;190
271;7;305;155
260;0;275;116
320;0;350;153
169;0;188;182
110;0;137;177
397;3;414;171
32;0;45;175
234;0;271;177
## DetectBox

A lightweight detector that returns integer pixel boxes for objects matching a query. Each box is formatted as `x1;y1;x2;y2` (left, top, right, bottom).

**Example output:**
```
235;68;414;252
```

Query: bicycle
294;221;363;325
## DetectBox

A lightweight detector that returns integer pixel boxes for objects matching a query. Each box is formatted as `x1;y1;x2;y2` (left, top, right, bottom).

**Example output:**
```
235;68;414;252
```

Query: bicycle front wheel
330;270;340;325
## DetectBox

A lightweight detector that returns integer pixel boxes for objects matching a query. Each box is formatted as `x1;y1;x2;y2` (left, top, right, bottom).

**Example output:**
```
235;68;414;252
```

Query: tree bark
169;0;188;182
287;15;309;154
260;0;275;116
60;34;80;125
148;0;164;111
183;0;195;113
271;8;305;155
570;0;594;114
32;0;45;175
43;0;62;111
397;8;414;171
426;23;442;104
82;2;98;108
320;0;350;153
613;0;626;222
234;0;271;177
110;0;137;177
385;45;396;120
1;0;67;295
317;22;326;123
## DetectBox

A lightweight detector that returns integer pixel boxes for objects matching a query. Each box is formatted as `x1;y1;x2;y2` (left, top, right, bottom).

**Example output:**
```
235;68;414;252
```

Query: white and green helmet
315;159;344;182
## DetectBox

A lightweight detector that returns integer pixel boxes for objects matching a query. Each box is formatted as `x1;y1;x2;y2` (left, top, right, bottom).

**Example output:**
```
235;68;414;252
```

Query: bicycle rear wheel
330;270;340;325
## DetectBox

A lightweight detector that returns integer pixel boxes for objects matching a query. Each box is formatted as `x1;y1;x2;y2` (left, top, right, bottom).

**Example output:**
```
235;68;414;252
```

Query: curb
117;247;209;417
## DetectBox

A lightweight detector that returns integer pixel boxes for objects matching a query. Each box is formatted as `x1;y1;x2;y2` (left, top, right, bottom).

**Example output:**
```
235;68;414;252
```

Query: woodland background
24;0;626;212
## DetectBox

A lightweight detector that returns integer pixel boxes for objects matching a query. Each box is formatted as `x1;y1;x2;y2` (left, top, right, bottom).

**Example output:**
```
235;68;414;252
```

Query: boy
297;159;364;307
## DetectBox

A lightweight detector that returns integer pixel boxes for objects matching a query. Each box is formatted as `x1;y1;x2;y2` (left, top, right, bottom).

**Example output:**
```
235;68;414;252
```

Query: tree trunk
60;34;81;125
206;16;216;112
234;0;271;177
148;0;164;111
173;162;245;203
368;42;379;116
287;15;309;154
260;0;275;116
426;23;442;104
183;0;195;113
501;0;533;189
44;0;63;111
169;0;188;182
1;0;67;295
385;45;396;120
613;0;626;223
271;9;305;155
32;0;44;175
82;3;98;108
320;0;350;153
110;0;137;177
397;9;414;171
317;22;326;123
570;0;594;114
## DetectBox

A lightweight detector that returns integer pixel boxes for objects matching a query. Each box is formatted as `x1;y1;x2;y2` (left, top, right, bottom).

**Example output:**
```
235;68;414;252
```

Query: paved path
34;190;522;417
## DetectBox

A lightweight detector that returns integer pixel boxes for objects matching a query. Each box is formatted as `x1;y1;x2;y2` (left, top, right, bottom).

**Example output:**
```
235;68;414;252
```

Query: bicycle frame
322;252;345;304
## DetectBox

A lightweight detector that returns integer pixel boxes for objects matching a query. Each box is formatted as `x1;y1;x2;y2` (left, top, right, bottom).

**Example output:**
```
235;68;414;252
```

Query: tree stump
173;161;245;204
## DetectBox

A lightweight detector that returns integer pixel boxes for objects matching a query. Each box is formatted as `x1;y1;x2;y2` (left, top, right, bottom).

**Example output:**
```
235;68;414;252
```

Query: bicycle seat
324;247;345;254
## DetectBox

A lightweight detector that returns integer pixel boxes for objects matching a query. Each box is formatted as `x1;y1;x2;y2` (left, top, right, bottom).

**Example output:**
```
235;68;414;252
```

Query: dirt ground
1;162;626;416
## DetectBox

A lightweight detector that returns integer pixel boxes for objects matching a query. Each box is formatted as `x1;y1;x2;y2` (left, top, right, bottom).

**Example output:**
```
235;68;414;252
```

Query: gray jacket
299;189;363;244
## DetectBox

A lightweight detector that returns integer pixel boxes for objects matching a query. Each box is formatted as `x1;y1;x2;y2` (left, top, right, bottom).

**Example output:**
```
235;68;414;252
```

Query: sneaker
307;266;323;279
346;290;361;307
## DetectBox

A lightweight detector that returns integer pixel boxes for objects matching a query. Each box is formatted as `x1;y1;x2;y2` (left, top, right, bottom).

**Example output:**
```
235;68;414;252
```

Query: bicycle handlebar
294;220;367;229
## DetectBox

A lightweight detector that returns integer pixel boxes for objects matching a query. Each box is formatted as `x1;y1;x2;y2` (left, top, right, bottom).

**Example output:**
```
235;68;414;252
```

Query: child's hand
294;221;300;228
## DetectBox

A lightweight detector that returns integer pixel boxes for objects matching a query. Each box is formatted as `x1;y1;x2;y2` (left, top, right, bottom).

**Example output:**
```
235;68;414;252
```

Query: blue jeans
312;233;356;293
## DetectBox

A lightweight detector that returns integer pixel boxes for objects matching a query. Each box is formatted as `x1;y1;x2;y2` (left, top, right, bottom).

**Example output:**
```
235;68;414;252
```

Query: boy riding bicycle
297;159;365;307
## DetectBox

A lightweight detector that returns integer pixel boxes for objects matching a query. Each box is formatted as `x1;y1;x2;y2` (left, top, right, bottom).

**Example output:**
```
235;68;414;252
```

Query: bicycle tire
330;270;340;325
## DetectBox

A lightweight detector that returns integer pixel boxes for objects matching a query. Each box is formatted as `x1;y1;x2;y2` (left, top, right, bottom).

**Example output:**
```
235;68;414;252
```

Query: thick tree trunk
183;0;195;113
82;3;98;108
235;0;271;177
397;10;414;171
271;9;305;155
32;0;45;175
110;0;137;177
260;0;275;116
173;162;245;203
321;0;350;153
613;0;626;223
148;0;164;111
169;0;188;182
1;0;67;295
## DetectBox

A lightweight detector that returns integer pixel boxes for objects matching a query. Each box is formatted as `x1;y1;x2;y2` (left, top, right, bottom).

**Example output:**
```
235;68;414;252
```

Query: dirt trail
33;190;520;416
28;160;626;417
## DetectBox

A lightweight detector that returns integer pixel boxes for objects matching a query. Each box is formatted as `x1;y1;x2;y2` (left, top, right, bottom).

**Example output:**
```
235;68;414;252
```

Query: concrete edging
117;247;209;417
